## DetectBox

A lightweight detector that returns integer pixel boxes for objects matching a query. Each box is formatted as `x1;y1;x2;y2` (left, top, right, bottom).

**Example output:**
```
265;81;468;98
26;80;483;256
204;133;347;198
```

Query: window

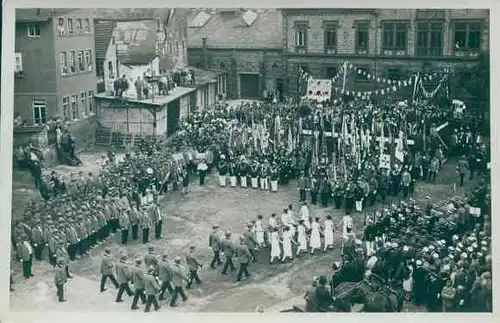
80;92;87;116
182;40;185;55
32;98;47;125
57;18;65;34
76;19;82;33
355;21;369;53
84;19;90;33
382;22;408;52
88;91;94;114
176;41;179;56
387;67;403;81
85;50;92;71
453;21;481;51
60;52;68;75
108;61;115;78
67;19;74;34
71;95;78;120
416;22;443;56
14;53;23;72
27;24;41;37
294;21;308;49
325;67;337;78
62;96;70;120
355;66;369;82
323;21;338;53
68;51;76;73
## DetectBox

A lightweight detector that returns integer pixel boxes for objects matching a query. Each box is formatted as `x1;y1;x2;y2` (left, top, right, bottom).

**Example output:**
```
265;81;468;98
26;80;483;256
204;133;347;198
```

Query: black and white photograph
5;5;493;315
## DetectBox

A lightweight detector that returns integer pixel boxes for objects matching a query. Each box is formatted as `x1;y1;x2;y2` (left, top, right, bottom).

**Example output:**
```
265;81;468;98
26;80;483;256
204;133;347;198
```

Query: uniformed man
185;246;202;289
250;160;259;189
144;246;159;274
401;167;412;198
130;259;147;310
239;158;248;188
99;247;119;292
209;225;223;269
221;232;236;275
298;171;308;202
333;182;344;209
140;206;151;244
243;224;258;262
270;162;279;192
169;256;189;307
56;242;73;278
65;220;79;261
48;228;58;266
16;235;34;278
229;160;237;187
54;258;67;302
31;220;44;261
115;254;134;302
259;160;270;190
158;253;174;300
235;236;252;282
218;155;228;187
144;267;161;312
151;203;163;239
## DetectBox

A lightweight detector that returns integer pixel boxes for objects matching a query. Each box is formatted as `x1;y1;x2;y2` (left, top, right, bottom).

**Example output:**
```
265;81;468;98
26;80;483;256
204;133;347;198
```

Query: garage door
239;73;260;99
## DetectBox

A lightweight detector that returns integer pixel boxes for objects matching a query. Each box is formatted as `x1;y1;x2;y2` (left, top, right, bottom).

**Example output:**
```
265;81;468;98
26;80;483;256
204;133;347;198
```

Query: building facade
187;9;284;100
94;20;118;94
14;9;97;125
282;9;489;97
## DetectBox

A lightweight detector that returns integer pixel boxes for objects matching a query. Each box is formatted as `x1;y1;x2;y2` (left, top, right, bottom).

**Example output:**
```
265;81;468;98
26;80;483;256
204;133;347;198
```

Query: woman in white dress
281;226;294;262
341;215;354;239
310;217;321;254
269;227;281;264
323;215;334;251
296;220;308;256
402;257;414;301
300;202;311;230
254;215;265;248
267;213;278;245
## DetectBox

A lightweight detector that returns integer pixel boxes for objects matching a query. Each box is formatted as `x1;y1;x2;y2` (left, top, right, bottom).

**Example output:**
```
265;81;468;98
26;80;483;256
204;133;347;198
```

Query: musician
218;155;228;187
270;162;279;192
259;159;270;191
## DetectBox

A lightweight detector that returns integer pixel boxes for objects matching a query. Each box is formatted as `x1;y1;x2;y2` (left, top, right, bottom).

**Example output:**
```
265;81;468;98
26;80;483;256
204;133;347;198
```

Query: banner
307;78;332;102
379;154;391;169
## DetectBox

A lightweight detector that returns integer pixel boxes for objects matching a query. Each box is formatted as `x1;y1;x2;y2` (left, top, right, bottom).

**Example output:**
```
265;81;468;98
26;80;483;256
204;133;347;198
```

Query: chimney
202;37;208;68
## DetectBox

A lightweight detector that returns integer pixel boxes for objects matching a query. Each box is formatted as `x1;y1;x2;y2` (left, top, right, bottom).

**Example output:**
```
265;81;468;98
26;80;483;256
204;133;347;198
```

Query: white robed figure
300;203;311;230
323;216;334;251
341;215;354;239
281;227;294;262
281;211;296;236
310;218;321;254
254;216;265;247
296;221;308;255
267;215;278;245
269;228;281;264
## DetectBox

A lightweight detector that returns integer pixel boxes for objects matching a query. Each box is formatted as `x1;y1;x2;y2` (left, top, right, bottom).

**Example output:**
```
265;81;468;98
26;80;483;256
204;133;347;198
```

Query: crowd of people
11;94;491;312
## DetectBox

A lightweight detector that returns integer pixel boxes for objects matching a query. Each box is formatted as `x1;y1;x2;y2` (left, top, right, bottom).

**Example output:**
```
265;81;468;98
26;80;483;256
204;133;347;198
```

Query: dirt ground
10;151;477;312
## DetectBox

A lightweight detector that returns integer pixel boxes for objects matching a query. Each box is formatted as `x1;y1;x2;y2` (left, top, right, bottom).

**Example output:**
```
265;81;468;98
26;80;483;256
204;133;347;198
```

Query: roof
16;9;77;22
119;52;158;65
94;20;115;60
94;86;195;107
189;67;226;87
187;10;283;50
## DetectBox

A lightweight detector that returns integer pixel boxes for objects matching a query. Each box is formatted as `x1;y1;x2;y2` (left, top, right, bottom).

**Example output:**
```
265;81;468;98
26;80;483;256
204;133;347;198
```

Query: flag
287;126;293;153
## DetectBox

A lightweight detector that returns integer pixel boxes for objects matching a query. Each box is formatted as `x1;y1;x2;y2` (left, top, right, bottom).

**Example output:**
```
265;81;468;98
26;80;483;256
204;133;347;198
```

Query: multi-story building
187;9;283;100
282;8;489;97
14;9;97;125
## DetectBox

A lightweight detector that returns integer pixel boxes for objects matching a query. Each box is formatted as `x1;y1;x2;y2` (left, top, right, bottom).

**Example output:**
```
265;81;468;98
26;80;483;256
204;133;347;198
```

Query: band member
250;160;259;189
229;160;237;187
239;158;248;188
270;162;279;192
218;155;228;187
260;160;270;190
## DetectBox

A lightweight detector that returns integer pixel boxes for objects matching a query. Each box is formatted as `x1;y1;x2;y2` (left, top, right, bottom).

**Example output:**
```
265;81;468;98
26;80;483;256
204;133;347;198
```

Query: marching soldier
140;206;151;244
115;254;134;302
130;259;147;310
243;224;258;262
169;256;189;307
236;236;252;282
119;209;131;245
144;267;161;312
158;253;174;300
144;246;159;274
209;224;223;269
54;258;68;302
185;246;202;289
221;232;236;275
99;247;119;292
